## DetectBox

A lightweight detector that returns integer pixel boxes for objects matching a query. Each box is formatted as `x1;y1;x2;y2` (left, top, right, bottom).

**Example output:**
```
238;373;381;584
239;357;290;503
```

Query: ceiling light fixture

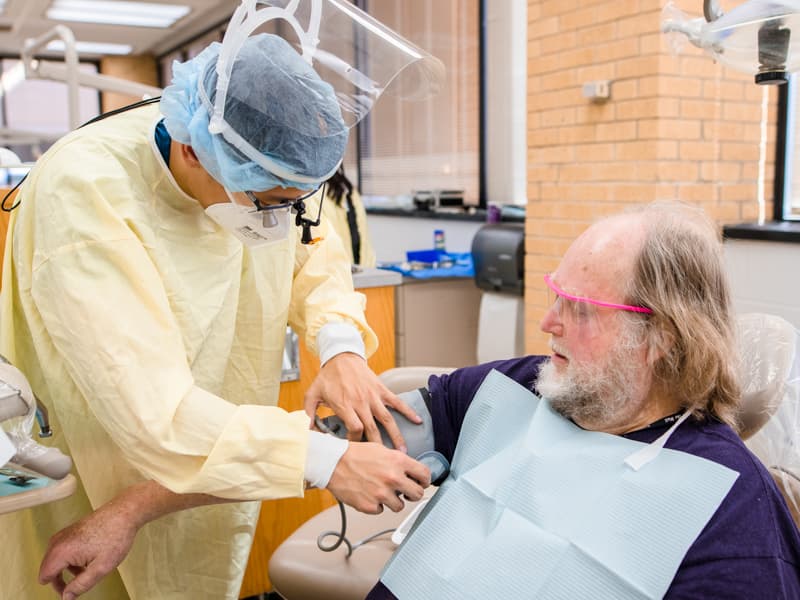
46;40;134;55
47;0;191;29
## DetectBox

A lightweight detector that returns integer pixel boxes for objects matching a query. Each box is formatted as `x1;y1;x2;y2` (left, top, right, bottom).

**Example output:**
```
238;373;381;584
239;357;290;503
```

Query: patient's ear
646;326;674;366
177;143;202;168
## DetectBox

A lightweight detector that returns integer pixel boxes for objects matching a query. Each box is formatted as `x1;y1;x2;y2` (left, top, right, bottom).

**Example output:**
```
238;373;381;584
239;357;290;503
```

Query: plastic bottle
487;203;501;224
434;229;446;251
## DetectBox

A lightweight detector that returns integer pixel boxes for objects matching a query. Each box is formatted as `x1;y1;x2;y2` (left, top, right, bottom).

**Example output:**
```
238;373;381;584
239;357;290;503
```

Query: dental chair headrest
736;312;797;440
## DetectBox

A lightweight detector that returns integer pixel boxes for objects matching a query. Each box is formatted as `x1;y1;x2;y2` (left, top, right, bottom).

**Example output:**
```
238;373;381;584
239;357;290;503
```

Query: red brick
576;22;616;46
559;5;600;30
574;143;616;162
595;120;637;141
679;141;719;161
617;11;662;39
540;31;579;55
529;16;560;39
678;184;719;203
616;140;678;161
700;161;742;182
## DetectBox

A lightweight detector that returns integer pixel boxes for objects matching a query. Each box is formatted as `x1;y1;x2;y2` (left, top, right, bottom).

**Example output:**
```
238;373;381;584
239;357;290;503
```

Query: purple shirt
368;356;800;599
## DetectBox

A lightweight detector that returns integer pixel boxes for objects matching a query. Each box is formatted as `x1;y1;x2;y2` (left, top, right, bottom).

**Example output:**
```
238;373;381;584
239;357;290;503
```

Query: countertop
366;207;526;223
352;266;403;289
723;221;800;243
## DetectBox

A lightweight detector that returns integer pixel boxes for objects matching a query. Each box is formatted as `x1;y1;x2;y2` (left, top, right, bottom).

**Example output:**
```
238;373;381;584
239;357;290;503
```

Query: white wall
368;214;485;263
485;0;527;205
724;240;800;328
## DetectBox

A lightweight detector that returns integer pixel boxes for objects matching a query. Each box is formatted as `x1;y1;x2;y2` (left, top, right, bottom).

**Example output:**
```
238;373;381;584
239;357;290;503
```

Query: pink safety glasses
543;274;654;315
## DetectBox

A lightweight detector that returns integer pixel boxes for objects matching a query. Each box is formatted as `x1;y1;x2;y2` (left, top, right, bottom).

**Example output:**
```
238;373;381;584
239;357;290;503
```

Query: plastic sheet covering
0;361;41;467
738;313;800;524
661;1;800;79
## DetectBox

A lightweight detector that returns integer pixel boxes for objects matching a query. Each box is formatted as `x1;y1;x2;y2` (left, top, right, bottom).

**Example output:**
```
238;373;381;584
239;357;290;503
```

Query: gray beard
536;344;647;429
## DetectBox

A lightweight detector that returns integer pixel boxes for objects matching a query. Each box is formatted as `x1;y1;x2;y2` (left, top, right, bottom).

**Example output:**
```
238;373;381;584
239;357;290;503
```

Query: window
0;58;100;184
355;0;481;207
779;76;800;220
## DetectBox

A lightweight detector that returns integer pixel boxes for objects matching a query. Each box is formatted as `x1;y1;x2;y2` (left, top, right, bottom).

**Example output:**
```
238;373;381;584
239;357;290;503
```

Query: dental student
3;28;429;600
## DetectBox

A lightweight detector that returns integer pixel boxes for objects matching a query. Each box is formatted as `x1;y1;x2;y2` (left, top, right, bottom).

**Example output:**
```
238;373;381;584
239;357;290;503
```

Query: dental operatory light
662;0;800;85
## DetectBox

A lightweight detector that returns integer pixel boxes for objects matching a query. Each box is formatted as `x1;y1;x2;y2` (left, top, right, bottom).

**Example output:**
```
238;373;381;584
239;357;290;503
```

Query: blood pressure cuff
319;388;435;458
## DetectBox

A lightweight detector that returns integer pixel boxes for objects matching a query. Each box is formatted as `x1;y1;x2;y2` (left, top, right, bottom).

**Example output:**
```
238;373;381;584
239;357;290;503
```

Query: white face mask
205;193;292;248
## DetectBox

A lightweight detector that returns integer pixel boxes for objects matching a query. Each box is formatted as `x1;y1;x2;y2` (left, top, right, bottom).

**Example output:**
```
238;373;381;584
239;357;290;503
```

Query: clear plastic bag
0;361;38;459
738;313;800;521
0;360;71;479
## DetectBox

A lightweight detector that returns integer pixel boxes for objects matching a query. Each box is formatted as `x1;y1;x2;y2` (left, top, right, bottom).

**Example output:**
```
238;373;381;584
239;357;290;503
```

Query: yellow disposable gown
0;104;377;600
321;186;377;267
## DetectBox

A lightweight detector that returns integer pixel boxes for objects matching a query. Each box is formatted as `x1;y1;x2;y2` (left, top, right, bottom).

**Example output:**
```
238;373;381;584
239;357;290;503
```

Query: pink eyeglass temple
543;274;653;315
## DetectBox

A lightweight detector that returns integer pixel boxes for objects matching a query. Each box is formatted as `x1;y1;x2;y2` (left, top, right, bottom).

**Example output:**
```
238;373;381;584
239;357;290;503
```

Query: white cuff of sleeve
304;430;348;489
317;322;365;366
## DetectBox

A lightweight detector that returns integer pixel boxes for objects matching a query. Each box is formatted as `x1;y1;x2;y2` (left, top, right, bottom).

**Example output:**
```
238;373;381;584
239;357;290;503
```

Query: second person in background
323;165;377;268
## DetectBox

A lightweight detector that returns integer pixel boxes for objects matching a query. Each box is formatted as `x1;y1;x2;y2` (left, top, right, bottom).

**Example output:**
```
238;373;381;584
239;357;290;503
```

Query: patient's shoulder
667;420;800;597
427;355;547;460
430;355;546;396
671;421;787;526
672;420;778;491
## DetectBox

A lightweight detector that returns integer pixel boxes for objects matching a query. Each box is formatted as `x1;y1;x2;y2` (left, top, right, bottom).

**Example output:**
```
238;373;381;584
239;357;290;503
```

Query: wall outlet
582;80;611;102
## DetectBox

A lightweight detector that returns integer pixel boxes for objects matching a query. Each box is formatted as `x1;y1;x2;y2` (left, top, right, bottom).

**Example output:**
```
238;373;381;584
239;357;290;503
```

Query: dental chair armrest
0;463;76;516
379;366;457;395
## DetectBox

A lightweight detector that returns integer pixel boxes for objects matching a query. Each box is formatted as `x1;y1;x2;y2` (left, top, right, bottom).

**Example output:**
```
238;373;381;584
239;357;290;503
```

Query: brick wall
525;0;779;353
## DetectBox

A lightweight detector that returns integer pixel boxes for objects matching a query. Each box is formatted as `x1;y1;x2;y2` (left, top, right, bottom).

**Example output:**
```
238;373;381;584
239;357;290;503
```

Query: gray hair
623;202;741;428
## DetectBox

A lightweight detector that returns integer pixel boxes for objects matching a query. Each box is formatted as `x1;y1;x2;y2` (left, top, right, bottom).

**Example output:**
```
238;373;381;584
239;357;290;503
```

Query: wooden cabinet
239;284;397;598
0;188;16;281
395;277;482;368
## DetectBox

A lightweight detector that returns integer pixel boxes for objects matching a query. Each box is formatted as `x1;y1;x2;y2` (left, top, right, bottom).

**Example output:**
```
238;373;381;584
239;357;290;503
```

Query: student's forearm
111;480;238;529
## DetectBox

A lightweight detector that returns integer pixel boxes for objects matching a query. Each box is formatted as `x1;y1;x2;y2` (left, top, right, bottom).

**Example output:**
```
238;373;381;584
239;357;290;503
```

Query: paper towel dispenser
471;223;524;296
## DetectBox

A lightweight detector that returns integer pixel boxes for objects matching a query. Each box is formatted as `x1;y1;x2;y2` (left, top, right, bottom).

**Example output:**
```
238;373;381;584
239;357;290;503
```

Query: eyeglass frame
245;183;327;245
244;183;323;213
543;273;653;315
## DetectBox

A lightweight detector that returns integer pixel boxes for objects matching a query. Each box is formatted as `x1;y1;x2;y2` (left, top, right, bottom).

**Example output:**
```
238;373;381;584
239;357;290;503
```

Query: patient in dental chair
38;203;800;599
369;202;800;599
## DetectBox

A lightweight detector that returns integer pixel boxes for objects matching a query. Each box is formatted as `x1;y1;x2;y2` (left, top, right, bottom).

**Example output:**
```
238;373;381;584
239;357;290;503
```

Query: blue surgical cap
160;34;348;192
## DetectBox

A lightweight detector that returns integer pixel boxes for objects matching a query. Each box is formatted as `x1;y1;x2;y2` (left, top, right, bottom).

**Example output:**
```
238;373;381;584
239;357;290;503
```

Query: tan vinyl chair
268;313;800;599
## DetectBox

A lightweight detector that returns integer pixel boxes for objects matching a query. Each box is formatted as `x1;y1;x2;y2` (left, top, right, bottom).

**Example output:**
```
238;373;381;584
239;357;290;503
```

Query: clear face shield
543;274;653;337
206;0;445;177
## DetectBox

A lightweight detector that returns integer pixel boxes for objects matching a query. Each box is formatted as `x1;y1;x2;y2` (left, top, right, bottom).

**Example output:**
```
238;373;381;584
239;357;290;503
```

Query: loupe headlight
246;183;327;245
